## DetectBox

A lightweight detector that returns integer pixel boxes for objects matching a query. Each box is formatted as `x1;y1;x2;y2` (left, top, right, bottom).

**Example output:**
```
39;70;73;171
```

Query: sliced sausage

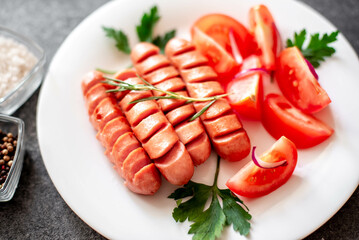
133;112;168;142
131;42;212;166
111;132;141;172
165;38;251;162
145;66;180;85
135;55;171;75
84;83;112;115
96;116;131;150
90;97;123;131
81;70;104;95
82;71;161;195
122;147;152;182
115;70;194;185
125;163;161;195
155;141;194;186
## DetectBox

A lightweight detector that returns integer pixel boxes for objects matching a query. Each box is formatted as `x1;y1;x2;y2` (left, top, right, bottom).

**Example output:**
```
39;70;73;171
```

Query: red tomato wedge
226;55;264;120
249;4;281;71
276;47;331;113
192;27;239;81
192;13;257;63
262;93;334;148
226;136;297;198
227;74;263;120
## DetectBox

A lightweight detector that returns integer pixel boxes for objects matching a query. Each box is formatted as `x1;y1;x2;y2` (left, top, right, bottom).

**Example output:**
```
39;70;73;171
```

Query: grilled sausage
131;42;211;165
115;70;194;185
82;71;161;195
165;39;251;161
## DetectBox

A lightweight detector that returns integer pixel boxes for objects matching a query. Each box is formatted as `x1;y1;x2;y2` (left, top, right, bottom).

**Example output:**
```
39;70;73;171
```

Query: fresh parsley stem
213;155;221;188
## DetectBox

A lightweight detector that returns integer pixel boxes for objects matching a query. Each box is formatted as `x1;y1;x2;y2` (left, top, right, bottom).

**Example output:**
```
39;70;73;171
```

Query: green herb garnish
169;155;251;240
103;5;176;54
95;68;117;75
103;75;229;121
102;27;131;54
136;6;161;42
189;99;216;121
286;29;339;68
152;29;176;54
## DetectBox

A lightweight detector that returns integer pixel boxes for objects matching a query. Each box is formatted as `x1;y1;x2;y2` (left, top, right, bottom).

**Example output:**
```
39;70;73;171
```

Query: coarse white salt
0;36;38;98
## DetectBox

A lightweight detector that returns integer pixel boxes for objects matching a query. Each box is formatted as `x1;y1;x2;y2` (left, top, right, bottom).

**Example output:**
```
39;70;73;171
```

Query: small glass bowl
0;26;46;115
0;114;25;202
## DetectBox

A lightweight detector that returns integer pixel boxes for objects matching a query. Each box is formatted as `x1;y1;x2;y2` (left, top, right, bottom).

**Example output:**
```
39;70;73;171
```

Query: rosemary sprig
189;99;216;121
103;76;229;121
96;68;117;75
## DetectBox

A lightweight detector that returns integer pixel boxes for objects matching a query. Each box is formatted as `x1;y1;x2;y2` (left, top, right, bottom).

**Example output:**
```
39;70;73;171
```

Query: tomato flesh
192;13;257;63
262;93;334;148
192;27;239;82
249;4;281;71
226;136;297;198
276;47;331;113
227;74;262;120
227;55;264;120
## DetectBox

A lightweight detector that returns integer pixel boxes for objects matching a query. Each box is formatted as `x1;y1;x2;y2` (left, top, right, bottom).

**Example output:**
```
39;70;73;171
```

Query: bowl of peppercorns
0;114;24;202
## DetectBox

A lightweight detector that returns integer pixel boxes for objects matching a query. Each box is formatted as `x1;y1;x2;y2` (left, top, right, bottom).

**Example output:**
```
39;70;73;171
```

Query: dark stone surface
0;0;357;239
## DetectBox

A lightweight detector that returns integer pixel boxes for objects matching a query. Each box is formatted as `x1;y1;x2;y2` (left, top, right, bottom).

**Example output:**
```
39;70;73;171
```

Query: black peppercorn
0;130;17;186
2;149;8;155
7;145;13;152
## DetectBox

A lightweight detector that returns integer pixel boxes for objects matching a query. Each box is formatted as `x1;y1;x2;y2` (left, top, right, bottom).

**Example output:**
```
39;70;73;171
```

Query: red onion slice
305;59;319;80
235;68;270;79
251;146;287;169
229;29;243;64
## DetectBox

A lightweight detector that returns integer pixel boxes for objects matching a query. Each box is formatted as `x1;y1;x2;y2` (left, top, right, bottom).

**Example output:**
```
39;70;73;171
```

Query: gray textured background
0;0;358;239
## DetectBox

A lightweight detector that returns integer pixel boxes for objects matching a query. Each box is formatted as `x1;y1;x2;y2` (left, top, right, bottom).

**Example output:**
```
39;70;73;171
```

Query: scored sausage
82;71;161;195
165;39;251;161
114;70;194;185
131;42;211;166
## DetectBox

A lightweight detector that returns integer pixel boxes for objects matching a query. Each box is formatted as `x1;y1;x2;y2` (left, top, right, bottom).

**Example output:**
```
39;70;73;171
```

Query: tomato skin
226;136;297;198
192;13;257;62
192;27;239;82
276;47;331;113
249;5;281;71
262;94;334;148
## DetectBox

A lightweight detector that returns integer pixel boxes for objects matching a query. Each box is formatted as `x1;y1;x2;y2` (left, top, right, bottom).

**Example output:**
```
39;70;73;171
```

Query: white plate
37;0;359;239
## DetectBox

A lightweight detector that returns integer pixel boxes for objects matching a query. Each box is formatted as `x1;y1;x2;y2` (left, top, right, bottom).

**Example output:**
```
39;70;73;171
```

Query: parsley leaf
152;30;176;53
189;195;226;240
220;189;251;236
102;6;176;55
169;181;211;222
102;26;131;54
169;156;251;240
287;29;339;68
136;6;160;42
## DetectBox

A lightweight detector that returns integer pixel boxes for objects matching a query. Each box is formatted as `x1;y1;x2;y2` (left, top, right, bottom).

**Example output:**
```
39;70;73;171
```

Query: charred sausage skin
114;69;194;186
82;71;161;195
131;42;211;166
165;38;251;161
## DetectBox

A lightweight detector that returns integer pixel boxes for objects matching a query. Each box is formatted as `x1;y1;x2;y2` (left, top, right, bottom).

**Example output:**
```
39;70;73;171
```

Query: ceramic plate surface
37;0;359;239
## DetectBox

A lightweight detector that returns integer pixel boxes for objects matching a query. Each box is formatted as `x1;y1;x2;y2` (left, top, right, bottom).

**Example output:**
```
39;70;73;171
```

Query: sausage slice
165;38;251;161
